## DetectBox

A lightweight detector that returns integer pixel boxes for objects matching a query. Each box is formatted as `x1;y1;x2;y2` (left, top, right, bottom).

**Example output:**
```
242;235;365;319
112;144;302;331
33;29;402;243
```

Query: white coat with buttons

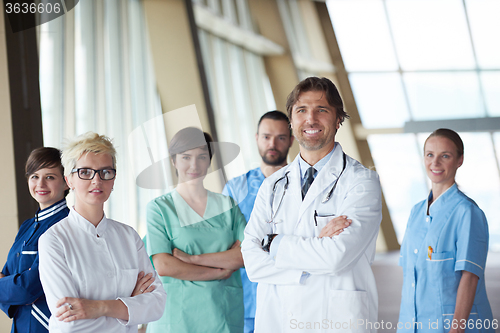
242;144;382;333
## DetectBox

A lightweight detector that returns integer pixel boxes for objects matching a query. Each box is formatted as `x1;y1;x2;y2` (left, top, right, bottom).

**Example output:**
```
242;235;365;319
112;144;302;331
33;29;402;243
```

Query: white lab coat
242;144;382;333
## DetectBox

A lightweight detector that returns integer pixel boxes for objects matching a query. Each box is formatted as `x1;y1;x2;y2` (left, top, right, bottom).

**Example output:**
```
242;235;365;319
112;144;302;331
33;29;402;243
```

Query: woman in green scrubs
146;127;245;333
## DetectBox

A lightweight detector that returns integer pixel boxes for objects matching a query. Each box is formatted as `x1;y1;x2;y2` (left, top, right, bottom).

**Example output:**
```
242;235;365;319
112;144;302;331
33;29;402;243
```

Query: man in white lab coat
241;77;382;333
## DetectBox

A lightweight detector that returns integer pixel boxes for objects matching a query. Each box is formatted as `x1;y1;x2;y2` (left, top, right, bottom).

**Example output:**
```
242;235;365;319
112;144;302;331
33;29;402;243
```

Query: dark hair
25;147;69;197
285;77;349;126
425;128;464;157
257;110;291;136
169;127;213;163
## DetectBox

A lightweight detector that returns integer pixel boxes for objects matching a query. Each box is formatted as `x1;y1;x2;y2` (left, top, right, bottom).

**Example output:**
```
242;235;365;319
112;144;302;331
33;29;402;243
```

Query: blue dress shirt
298;143;336;187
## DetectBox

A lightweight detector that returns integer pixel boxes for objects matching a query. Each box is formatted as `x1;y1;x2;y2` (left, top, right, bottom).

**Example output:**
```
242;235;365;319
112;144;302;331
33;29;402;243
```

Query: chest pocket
19;245;38;272
427;251;459;306
312;214;335;237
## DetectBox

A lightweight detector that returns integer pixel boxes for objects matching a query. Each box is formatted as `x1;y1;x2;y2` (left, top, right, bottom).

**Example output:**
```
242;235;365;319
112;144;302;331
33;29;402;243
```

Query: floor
373;251;500;333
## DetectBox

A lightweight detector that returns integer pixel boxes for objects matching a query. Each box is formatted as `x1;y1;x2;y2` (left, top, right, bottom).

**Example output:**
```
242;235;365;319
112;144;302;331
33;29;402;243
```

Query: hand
217;268;236;280
131;271;156;297
173;248;193;264
55;297;103;322
229;240;241;249
0;272;5;279
319;215;351;238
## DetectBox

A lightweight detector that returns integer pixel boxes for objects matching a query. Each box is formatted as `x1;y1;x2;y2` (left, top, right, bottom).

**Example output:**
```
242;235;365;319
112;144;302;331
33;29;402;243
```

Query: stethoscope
321;152;347;203
267;152;347;228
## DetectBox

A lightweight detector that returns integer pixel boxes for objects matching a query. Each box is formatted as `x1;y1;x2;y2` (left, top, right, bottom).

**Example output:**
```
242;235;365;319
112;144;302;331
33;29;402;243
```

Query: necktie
301;167;316;200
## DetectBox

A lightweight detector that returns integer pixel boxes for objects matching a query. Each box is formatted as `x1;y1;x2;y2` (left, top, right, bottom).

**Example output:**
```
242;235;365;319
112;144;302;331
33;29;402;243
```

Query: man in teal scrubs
223;111;294;333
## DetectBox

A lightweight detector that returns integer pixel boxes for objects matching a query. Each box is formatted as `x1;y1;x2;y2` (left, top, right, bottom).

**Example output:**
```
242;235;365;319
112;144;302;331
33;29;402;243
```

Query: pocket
224;286;244;329
427;251;456;279
19;245;38;271
428;251;454;261
428;252;459;309
327;290;369;332
442;304;480;333
315;215;335;228
314;214;336;237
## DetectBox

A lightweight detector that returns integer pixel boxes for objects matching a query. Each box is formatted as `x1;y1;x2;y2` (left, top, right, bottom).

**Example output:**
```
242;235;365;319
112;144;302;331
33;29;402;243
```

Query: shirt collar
36;199;68;221
253;167;265;179
172;189;213;227
427;183;458;215
69;207;108;237
299;143;337;180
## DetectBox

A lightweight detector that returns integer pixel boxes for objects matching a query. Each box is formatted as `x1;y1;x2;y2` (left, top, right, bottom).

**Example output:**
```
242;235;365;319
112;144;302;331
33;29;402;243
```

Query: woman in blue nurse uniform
0;147;70;332
398;129;494;333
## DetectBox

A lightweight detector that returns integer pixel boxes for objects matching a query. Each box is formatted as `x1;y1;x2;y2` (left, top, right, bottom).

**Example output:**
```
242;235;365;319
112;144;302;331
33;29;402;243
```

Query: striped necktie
301;167;316;200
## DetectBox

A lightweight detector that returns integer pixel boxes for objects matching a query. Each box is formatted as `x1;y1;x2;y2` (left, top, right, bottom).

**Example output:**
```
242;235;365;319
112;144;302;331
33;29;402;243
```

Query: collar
252;167;265;179
69;207;108;237
427;183;458;216
172;189;213;227
36;199;68;221
298;143;337;180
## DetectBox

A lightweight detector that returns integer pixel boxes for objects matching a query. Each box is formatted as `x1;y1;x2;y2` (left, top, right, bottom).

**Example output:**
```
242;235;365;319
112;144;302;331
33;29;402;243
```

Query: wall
0;5;17;331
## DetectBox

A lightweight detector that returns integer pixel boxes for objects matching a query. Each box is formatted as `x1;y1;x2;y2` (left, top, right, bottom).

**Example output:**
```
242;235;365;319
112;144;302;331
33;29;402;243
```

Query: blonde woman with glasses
39;132;166;333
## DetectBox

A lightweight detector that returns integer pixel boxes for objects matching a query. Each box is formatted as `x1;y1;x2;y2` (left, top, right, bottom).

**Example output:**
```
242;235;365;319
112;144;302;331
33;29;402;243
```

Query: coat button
411;283;415;287
414;249;418;254
426;217;430;222
288;312;293;317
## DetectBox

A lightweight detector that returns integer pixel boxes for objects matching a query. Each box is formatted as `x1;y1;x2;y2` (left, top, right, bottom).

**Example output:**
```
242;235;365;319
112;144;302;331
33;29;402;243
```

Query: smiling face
28;167;68;210
290;90;339;156
66;153;115;211
424;136;463;189
173;147;211;184
256;119;293;166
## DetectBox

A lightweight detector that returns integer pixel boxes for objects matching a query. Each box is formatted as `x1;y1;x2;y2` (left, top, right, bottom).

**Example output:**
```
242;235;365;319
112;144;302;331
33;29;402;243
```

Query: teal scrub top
398;184;494;333
146;190;246;333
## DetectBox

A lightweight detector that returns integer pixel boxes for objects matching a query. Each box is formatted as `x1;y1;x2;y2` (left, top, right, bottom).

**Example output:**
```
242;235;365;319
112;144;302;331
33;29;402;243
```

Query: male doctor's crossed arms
241;77;383;333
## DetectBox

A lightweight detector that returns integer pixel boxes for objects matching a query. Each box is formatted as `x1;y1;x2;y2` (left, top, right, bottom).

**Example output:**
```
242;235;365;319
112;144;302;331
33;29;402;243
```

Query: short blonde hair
62;132;117;177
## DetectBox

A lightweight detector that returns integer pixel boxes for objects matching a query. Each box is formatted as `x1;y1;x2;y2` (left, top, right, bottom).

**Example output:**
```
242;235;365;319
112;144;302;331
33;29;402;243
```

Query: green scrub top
146;189;246;333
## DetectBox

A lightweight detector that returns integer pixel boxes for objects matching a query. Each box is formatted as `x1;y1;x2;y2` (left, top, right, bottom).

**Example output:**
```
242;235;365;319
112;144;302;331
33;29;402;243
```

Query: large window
38;0;167;234
328;0;500;249
193;0;278;179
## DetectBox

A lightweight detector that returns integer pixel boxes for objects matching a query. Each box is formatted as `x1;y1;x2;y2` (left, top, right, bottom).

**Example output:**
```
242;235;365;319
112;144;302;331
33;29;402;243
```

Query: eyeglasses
71;168;116;181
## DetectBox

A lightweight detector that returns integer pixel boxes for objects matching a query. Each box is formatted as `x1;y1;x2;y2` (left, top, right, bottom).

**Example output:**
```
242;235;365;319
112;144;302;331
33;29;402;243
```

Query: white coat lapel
297;144;346;223
288;156;303;205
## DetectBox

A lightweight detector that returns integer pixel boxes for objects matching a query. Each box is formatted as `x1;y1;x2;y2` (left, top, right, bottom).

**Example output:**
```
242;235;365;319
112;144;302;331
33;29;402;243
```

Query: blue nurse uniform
398;184;494;333
0;199;69;333
223;167;265;333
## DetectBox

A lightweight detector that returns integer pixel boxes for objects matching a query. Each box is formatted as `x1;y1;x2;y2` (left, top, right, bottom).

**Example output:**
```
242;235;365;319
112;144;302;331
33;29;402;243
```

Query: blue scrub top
223;167;265;320
0;199;69;333
398;184;494;333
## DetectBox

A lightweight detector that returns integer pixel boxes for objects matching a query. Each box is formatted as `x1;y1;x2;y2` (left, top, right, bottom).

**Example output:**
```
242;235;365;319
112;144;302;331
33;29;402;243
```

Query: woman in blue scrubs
0;148;70;332
398;129;495;333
